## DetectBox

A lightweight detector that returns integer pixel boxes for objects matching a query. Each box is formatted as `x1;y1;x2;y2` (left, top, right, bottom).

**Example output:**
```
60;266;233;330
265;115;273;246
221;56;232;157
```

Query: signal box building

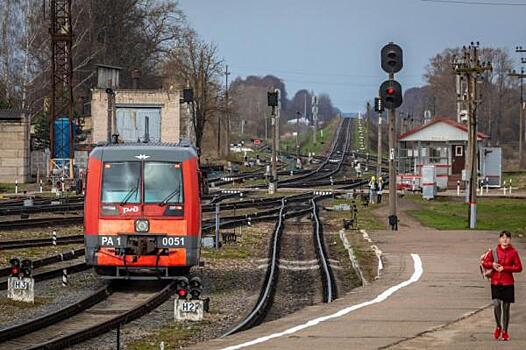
397;117;493;190
89;88;182;144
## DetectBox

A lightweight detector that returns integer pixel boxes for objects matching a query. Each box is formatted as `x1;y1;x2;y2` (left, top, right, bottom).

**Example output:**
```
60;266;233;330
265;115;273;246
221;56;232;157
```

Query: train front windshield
101;161;183;204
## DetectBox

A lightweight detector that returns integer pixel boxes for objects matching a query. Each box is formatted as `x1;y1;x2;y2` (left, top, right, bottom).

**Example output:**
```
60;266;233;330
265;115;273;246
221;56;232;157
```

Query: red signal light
177;288;187;297
11;266;19;276
387;88;395;95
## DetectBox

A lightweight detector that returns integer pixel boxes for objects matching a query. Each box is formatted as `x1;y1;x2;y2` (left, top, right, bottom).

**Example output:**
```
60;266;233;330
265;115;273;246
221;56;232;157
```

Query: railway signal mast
267;90;280;194
49;0;75;181
379;42;403;230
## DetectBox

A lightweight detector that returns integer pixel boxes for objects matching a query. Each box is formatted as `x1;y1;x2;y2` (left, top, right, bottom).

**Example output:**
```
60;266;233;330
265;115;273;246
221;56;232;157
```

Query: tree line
0;0;339;158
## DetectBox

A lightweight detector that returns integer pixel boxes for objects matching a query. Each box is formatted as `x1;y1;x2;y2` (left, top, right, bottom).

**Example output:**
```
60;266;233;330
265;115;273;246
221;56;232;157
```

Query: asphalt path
189;198;525;350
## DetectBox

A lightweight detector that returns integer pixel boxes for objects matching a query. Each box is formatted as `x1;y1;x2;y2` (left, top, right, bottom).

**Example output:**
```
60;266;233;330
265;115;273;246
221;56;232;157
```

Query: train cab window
144;162;184;204
102;162;141;203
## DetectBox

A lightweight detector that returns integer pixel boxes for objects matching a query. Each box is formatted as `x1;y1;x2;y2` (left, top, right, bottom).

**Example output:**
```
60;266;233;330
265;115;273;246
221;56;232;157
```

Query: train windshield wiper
120;178;140;206
159;186;181;207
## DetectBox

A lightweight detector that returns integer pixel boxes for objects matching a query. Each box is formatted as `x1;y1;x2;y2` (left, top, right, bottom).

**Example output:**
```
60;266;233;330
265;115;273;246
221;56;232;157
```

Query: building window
455;145;463;157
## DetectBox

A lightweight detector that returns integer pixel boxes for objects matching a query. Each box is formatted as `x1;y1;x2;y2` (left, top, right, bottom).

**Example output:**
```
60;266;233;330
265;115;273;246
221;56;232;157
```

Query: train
84;142;201;279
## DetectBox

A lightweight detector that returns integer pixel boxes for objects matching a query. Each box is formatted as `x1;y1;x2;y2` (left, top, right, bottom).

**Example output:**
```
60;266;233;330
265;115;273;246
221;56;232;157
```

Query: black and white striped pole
52;231;57;246
62;268;68;287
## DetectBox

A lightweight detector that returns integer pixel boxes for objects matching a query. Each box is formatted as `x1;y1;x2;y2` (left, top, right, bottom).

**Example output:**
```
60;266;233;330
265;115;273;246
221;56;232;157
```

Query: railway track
0;281;176;350
223;196;336;336
0;259;88;290
0;248;85;277
0;216;83;231
0;234;84;250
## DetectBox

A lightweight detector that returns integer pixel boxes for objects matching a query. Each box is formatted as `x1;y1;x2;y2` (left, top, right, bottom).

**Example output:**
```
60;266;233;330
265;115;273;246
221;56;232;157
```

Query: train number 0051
161;236;185;247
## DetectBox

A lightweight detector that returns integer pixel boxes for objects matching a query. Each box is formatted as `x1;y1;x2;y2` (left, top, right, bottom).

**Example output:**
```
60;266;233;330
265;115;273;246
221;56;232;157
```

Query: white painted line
220;254;423;350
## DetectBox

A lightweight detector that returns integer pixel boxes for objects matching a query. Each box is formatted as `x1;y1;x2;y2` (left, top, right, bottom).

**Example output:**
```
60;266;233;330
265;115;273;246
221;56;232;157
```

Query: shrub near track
407;196;526;235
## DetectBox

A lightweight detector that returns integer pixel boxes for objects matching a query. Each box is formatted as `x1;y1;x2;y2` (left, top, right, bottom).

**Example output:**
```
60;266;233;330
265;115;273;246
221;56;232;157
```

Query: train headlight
135;219;149;233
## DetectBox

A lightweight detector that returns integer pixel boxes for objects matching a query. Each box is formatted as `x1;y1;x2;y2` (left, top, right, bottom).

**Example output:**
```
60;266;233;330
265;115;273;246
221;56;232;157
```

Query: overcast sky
179;0;526;114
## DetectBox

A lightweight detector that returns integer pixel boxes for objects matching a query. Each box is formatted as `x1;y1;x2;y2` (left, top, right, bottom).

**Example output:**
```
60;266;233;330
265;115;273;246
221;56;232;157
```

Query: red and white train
84;143;201;279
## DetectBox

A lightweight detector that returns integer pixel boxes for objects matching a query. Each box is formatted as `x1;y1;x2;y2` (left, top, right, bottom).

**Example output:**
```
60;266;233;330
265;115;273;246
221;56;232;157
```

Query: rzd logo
122;206;139;214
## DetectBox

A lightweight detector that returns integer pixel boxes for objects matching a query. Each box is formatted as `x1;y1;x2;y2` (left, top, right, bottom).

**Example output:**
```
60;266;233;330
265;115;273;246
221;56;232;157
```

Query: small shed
398;117;490;190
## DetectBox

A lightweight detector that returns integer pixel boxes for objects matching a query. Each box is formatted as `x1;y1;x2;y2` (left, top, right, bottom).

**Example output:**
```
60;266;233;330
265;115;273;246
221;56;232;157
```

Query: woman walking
482;231;522;341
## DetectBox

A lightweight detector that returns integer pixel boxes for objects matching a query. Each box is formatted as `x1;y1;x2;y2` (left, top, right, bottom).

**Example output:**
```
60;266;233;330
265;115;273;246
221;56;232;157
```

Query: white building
398;117;491;189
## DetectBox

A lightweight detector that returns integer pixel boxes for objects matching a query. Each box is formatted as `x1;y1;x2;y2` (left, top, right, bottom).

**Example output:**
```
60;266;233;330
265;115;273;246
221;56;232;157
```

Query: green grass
503;171;526;190
127;321;210;350
280;117;339;156
201;245;250;260
407;197;526;234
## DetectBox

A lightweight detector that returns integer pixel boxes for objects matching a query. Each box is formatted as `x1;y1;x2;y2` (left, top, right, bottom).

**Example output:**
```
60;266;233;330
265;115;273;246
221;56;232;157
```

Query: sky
179;0;526;114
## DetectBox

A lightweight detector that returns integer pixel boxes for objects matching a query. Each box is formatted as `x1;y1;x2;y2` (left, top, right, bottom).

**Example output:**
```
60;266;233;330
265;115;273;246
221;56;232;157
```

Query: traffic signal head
374;97;384;113
189;276;202;300
381;43;403;74
9;258;21;277
267;91;279;107
379;80;403;109
21;259;32;278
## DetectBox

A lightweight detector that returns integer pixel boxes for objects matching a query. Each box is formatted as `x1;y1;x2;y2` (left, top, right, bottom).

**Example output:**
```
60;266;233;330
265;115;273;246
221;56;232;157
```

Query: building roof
0;109;25;120
398;116;489;141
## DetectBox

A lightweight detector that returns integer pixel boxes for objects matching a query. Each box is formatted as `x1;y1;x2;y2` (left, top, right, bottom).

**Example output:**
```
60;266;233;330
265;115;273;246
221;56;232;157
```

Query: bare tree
164;30;223;152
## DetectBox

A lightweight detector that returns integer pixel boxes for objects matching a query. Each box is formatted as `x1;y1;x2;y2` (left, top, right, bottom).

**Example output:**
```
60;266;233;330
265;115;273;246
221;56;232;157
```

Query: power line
421;0;526;5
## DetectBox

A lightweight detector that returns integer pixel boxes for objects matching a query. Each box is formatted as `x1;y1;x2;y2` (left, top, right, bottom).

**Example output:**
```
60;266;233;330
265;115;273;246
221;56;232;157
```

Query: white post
39;179;43;193
485;177;489;194
15;180;18;194
509;179;512;194
503;180;507;195
457;180;460;196
160;341;165;350
52;231;57;246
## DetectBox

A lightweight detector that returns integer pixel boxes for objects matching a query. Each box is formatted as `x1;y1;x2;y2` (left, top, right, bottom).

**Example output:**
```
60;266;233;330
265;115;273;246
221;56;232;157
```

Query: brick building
0;109;30;183
89;88;181;144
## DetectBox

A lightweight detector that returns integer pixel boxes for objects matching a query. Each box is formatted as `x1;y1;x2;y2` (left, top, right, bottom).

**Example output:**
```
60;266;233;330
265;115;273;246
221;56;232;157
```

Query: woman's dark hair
499;230;512;238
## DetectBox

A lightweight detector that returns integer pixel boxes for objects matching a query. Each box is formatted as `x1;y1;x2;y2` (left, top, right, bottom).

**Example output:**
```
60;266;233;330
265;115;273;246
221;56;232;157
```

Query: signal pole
267;90;279;194
272;89;280;185
380;42;403;230
374;97;384;179
387;72;397;227
453;43;492;229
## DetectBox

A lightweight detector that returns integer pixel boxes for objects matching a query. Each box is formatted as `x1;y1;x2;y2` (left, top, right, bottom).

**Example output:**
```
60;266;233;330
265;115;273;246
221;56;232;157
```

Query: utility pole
453;43;492;229
224;65;231;157
312;95;319;144
509;48;526;169
296;111;301;162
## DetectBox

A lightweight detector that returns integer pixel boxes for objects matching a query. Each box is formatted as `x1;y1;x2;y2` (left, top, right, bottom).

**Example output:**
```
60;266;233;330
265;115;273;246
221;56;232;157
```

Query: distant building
0;109;30;183
89;88;182;144
286;116;310;126
398;116;492;189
